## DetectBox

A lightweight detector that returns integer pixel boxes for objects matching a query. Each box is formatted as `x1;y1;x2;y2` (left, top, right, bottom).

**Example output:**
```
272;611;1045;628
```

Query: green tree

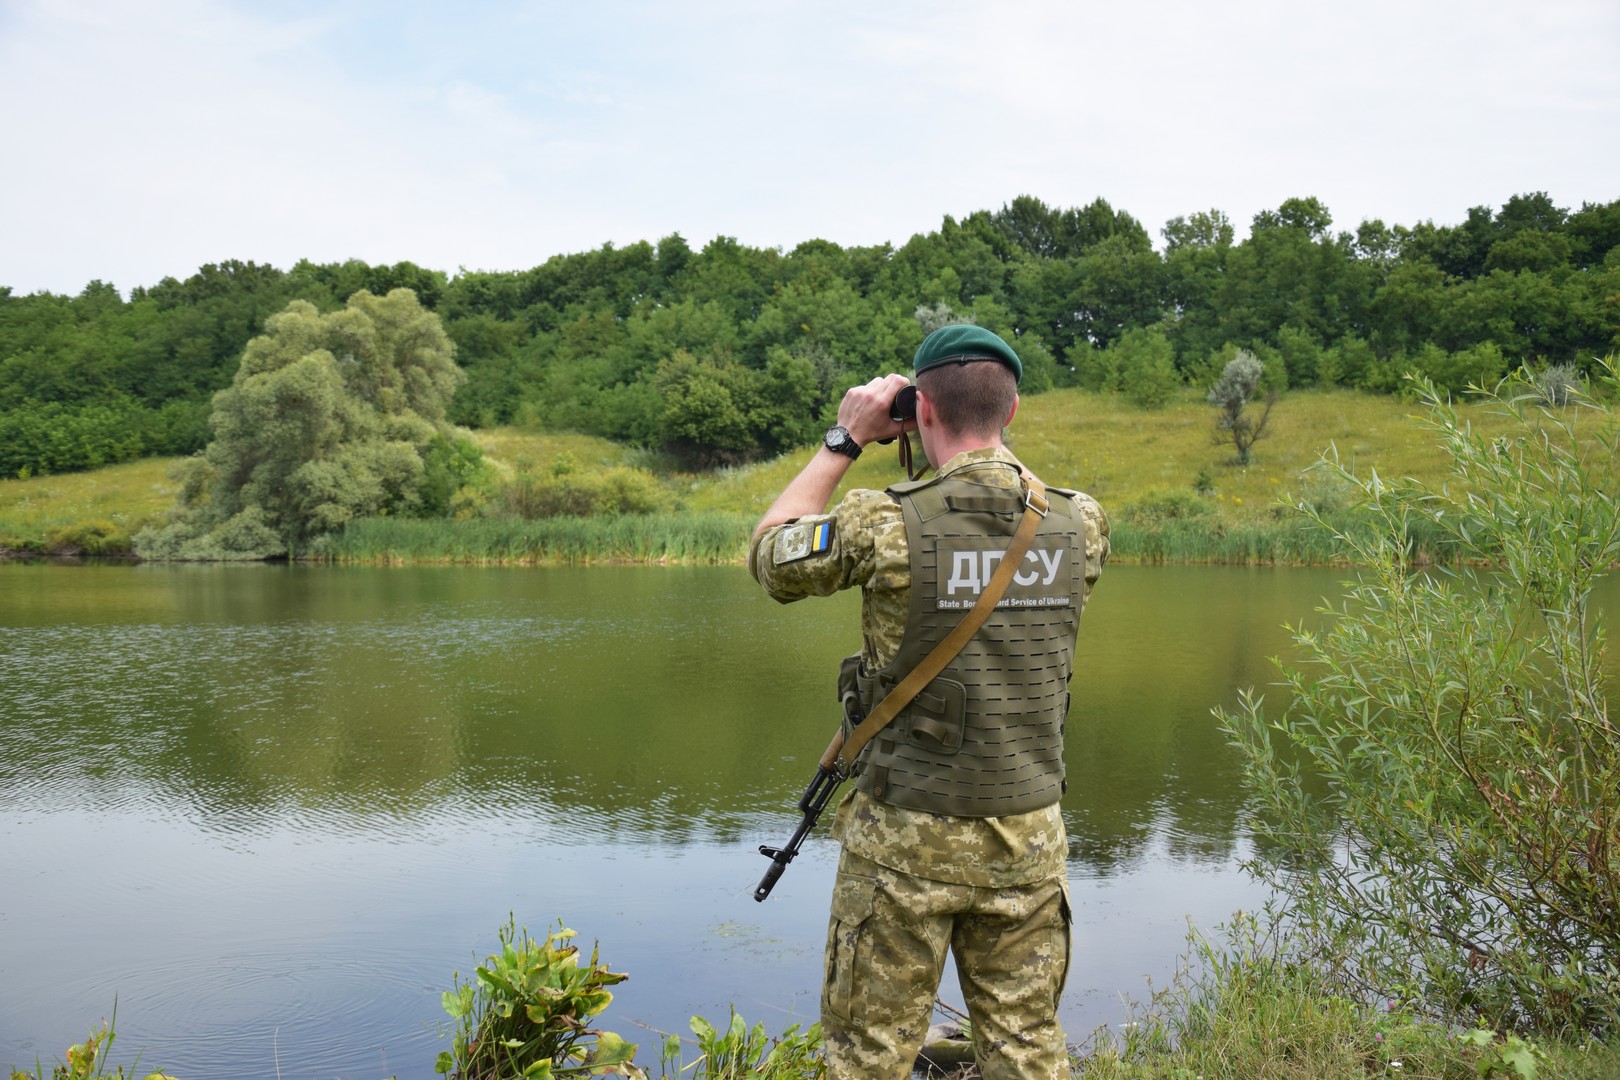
443;311;529;427
1161;209;1235;369
653;349;757;465
136;289;463;558
990;194;1150;261
1072;232;1165;350
1367;258;1449;361
1217;198;1367;378
1220;364;1620;1035
1105;325;1180;409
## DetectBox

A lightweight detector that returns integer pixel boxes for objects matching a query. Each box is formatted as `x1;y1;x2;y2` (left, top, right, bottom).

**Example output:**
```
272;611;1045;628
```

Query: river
1;562;1611;1078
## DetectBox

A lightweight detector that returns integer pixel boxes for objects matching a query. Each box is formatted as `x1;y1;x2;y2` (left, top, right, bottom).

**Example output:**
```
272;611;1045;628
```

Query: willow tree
136;288;463;559
1207;349;1275;465
1222;364;1620;1035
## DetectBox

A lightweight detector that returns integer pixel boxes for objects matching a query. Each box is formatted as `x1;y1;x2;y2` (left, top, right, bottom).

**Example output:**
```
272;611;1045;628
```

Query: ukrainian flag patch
774;521;834;564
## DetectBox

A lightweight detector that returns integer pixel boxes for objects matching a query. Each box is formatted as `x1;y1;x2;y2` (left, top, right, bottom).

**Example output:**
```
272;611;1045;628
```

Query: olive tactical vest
848;463;1084;817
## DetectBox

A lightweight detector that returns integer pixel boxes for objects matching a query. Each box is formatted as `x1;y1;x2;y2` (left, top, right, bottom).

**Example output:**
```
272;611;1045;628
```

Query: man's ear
1004;394;1020;428
916;388;935;428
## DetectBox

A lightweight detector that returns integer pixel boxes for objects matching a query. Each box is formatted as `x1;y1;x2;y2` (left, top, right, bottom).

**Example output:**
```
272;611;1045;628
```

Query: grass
325;511;752;565
1070;918;1620;1079
30;937;1620;1080
671;387;1489;520
0;456;179;555
0;387;1545;563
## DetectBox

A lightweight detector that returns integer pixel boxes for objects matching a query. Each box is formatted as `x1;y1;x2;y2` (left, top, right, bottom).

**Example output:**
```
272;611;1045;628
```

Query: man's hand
749;373;913;544
837;373;913;448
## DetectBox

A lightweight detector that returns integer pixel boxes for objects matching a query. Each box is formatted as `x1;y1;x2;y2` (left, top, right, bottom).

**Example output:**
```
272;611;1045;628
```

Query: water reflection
2;563;1611;1079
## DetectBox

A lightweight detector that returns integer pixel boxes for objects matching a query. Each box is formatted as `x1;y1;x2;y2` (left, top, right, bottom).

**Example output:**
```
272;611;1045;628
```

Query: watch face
824;426;859;457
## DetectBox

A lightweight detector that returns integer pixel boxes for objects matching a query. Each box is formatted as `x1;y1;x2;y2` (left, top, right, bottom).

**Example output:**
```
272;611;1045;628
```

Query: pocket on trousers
1054;878;1074;1003
825;873;878;1026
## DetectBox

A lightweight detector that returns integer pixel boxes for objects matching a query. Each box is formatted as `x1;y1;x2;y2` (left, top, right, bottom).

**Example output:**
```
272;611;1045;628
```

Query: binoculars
889;384;918;423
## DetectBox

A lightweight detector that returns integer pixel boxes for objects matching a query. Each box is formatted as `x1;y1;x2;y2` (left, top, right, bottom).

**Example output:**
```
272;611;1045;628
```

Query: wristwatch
823;425;862;459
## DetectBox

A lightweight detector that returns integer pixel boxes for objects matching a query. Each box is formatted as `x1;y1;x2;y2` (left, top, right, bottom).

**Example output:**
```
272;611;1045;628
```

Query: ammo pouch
836;653;865;772
838;650;968;787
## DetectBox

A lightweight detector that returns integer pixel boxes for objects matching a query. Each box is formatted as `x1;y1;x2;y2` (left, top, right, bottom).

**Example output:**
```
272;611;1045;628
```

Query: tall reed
323;512;754;565
1109;512;1459;566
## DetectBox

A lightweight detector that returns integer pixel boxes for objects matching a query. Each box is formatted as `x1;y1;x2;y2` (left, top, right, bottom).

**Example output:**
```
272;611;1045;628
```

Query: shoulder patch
774;521;833;564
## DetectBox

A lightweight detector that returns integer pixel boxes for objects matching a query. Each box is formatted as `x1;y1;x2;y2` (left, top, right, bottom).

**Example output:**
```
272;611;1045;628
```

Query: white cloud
1;0;1615;296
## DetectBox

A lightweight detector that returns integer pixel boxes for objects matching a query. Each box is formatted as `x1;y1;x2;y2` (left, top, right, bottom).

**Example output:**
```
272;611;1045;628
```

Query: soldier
748;324;1109;1079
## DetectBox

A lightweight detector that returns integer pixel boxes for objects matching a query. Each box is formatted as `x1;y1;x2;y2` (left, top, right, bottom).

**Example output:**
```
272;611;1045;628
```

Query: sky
2;0;1617;297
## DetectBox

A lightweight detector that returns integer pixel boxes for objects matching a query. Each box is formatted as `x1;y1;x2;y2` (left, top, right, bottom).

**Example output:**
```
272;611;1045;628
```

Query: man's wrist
823;425;862;459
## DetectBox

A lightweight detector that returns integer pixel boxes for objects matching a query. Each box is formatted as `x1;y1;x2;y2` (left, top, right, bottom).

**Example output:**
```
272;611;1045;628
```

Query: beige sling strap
820;475;1051;777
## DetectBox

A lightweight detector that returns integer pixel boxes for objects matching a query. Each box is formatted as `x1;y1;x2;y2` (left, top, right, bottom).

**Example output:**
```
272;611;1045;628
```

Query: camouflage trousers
821;847;1072;1080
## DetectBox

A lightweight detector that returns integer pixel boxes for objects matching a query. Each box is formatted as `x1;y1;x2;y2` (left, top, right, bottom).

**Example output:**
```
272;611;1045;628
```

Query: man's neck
928;435;1007;472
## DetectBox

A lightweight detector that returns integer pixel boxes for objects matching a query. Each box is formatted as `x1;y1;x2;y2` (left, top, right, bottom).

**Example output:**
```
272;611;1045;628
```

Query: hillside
1;386;1529;562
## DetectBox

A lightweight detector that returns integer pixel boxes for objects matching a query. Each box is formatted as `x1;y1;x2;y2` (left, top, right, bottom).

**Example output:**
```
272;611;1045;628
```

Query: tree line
2;191;1616;477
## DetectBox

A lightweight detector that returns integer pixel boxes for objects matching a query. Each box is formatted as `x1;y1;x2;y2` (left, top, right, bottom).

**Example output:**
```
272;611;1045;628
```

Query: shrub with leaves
1533;362;1584;407
1207;349;1276;465
437;917;642;1079
678;1010;823;1080
1220;361;1620;1035
8;1009;177;1080
497;457;664;520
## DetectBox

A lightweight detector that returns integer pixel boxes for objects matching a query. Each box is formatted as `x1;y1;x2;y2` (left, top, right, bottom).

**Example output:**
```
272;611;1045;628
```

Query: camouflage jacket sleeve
748;488;907;603
1069;489;1109;611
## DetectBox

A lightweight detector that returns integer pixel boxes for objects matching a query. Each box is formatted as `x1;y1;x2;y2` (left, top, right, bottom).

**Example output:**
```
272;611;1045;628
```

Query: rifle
752;758;845;902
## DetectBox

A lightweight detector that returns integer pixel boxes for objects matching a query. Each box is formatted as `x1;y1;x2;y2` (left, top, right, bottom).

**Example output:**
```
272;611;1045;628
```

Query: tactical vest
846;462;1084;817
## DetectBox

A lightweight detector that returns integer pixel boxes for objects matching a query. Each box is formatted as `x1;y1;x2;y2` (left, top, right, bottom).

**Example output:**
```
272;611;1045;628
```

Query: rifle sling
819;475;1050;776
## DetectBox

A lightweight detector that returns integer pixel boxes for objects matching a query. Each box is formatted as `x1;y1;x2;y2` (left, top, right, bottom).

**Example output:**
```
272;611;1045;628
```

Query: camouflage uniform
750;447;1109;1080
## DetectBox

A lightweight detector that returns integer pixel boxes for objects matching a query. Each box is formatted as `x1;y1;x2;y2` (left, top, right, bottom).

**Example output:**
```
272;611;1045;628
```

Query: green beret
912;324;1022;384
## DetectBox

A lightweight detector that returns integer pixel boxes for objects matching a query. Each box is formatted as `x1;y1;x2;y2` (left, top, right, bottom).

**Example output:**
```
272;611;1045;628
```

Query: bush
1220;362;1620;1036
436;917;640;1079
498;459;665;519
1275;325;1322;388
1113;327;1181;410
43;518;133;557
1534;362;1585;406
1428;341;1510;395
1207;350;1276;465
1124;488;1216;524
0;400;152;477
418;434;498;518
1075;915;1563;1080
136;502;287;561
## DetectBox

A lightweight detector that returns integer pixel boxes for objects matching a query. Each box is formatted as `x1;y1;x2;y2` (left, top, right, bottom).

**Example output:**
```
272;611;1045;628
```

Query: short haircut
916;359;1017;437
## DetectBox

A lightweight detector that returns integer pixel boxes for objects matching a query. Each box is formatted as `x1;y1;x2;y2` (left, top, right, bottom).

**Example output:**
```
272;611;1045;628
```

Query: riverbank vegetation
0;382;1577;566
1222;369;1620;1037
25;916;1620;1079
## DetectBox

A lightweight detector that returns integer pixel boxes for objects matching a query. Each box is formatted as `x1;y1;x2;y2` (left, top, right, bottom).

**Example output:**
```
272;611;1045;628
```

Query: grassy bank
314;387;1527;567
325;511;753;565
1;388;1533;564
28;931;1620;1080
0;456;178;556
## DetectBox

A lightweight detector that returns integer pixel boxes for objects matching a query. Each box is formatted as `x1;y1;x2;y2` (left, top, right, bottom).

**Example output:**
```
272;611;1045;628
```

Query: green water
2;563;1609;1077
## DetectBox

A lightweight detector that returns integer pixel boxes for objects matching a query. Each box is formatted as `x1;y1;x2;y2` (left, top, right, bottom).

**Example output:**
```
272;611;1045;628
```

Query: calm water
1;563;1611;1078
